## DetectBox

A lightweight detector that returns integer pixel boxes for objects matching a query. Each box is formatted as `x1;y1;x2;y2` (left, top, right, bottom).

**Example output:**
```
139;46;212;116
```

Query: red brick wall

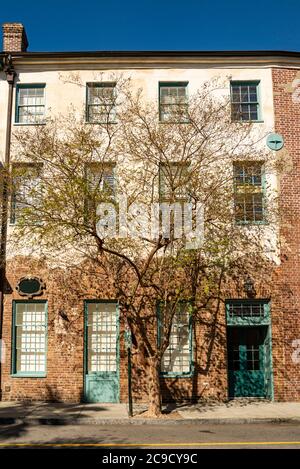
1;257;229;403
272;67;300;400
2;23;28;52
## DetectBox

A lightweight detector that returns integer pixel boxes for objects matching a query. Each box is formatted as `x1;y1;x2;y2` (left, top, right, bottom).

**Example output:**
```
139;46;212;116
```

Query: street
1;422;300;448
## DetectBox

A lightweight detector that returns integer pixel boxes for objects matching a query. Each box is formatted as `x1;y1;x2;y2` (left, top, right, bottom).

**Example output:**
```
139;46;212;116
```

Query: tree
10;76;278;416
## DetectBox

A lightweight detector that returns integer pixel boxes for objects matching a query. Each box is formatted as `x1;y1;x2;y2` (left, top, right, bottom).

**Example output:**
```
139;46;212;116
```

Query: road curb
1;416;300;426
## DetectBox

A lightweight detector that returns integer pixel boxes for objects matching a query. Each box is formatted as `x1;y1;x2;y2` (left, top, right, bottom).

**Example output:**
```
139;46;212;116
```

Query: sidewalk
1;400;300;425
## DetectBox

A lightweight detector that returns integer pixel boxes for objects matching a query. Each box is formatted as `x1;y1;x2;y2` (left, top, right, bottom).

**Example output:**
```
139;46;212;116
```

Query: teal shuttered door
84;302;119;403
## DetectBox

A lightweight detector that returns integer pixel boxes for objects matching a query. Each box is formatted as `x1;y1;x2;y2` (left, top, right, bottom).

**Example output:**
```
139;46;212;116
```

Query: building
0;23;300;404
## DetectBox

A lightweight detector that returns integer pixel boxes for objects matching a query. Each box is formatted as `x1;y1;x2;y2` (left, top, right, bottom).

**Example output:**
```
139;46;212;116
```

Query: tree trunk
147;356;162;417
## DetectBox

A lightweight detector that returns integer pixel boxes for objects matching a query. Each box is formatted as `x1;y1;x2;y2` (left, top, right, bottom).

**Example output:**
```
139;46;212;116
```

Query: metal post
127;345;133;417
0;55;16;400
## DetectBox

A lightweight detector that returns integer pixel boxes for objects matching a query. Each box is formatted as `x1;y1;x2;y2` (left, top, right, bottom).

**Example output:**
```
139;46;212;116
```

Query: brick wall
272;67;300;400
1;259;298;403
1;256;230;403
2;23;28;52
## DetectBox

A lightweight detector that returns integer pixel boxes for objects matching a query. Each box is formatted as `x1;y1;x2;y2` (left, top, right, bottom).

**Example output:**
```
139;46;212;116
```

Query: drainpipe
0;54;16;400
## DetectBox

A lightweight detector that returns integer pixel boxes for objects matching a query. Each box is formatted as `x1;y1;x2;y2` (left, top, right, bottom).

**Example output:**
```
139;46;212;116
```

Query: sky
1;0;300;52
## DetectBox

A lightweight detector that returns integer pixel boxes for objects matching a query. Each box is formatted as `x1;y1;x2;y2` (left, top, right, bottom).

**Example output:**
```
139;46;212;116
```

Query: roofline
2;50;300;70
1;49;300;58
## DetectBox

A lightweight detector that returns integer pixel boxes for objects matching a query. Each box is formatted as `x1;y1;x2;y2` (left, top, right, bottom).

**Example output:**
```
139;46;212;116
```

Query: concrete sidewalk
0;400;300;425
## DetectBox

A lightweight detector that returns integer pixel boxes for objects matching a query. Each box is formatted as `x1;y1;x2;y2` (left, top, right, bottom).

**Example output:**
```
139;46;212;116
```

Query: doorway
84;301;119;403
227;326;272;398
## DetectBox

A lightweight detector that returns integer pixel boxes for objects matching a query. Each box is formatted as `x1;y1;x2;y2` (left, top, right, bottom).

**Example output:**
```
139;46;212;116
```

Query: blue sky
1;0;300;52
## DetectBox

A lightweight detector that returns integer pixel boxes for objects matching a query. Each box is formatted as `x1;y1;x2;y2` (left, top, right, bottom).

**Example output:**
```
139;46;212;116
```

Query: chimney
2;23;28;52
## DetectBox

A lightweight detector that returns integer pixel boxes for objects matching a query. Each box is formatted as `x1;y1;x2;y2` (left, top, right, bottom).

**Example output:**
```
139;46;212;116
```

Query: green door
227;326;268;398
84;301;119;403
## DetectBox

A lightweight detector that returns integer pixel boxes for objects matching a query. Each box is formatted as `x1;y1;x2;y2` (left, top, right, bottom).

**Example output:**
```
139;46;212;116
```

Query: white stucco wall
0;63;279;262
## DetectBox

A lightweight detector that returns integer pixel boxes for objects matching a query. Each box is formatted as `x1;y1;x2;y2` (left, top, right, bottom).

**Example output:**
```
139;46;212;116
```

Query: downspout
0;54;16;400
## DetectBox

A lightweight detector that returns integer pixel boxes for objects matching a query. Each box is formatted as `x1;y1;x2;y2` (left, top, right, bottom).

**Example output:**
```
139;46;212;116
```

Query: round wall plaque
16;277;45;298
266;133;284;151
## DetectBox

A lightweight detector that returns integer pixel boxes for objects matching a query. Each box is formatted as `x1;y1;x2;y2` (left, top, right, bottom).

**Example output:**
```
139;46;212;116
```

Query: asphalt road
1;422;300;448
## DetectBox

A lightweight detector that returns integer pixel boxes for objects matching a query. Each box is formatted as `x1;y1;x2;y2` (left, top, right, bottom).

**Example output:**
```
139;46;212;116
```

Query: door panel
84;302;119;403
228;326;267;398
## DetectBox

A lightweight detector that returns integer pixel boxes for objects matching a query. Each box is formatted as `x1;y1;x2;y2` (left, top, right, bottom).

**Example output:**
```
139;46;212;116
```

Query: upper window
230;81;260;122
86;83;116;123
12;301;47;376
159;82;189;123
159;302;192;376
16;84;45;124
85;162;115;225
10;163;42;224
233;162;264;223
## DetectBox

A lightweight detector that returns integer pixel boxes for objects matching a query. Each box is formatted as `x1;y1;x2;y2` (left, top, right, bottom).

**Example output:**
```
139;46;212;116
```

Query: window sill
159;121;190;125
235;221;269;226
11;373;47;378
231;119;264;124
14;122;46;126
160;372;194;379
85;121;117;125
9;221;43;227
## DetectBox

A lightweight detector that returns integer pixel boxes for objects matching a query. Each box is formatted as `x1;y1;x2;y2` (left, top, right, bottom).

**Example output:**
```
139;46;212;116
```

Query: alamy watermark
292;339;300;364
96;198;204;249
0;339;5;364
292;78;300;103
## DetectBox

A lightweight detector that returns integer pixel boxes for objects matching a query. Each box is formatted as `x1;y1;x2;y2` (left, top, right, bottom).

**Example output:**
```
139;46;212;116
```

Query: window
159;162;189;239
10;164;42;224
16;84;45;124
86;83;116;123
227;327;265;372
159;82;189;122
159;302;192;375
231;81;260;122
12;301;47;376
85;162;115;226
234;162;264;223
228;302;265;319
86;163;115;195
159;162;189;201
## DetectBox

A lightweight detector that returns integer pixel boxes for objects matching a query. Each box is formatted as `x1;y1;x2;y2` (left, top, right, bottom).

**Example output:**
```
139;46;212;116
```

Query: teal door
227;326;268;398
84;301;119;403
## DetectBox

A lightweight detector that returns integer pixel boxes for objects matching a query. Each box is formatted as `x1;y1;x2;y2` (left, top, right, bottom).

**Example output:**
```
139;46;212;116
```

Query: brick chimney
2;23;28;52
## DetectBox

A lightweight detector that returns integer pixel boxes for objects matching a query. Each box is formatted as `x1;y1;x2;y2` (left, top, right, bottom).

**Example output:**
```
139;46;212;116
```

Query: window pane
87;84;116;122
231;83;259;121
17;86;45;124
87;302;117;372
14;302;47;374
159;84;188;122
234;163;264;223
86;164;115;193
159;163;189;200
11;164;42;223
240;86;249;102
161;303;191;374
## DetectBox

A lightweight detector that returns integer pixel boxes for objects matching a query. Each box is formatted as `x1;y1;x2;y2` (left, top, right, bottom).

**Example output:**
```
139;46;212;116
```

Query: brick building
0;23;300;404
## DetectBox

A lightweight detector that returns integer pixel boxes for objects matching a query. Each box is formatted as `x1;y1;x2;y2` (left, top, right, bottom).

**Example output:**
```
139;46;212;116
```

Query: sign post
124;323;133;417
